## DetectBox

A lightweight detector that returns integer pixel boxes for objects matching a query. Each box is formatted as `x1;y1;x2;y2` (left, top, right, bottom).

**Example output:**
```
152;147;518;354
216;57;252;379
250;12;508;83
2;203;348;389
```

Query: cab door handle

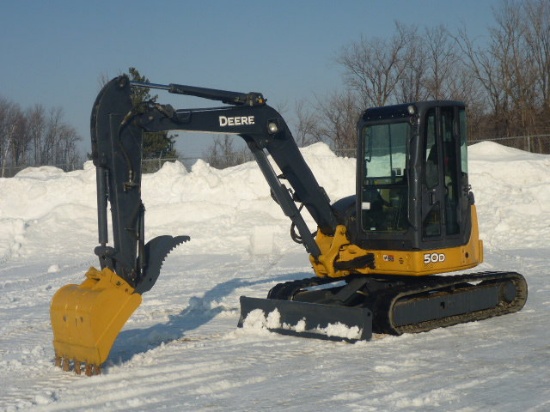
430;190;437;205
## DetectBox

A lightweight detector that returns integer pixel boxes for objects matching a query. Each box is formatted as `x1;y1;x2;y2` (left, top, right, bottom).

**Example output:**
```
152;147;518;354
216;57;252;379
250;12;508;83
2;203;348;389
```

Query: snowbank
469;141;550;250
0;141;549;411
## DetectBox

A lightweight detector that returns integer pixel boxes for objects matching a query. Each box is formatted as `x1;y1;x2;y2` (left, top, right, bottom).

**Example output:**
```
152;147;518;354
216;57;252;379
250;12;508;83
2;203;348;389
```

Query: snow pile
241;308;284;331
0;141;549;411
469;141;550;250
0;143;354;261
241;308;363;340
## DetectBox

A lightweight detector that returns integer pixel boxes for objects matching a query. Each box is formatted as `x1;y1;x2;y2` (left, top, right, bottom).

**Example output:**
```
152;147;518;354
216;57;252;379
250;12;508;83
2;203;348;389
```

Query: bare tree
424;25;462;100
457;0;550;140
0;96;83;176
26;104;46;165
337;26;409;108
496;1;538;135
0;98;22;176
457;24;510;138
293;99;321;147
203;135;253;169
40;107;63;165
9;108;29;172
523;0;550;127
394;23;429;103
312;90;362;152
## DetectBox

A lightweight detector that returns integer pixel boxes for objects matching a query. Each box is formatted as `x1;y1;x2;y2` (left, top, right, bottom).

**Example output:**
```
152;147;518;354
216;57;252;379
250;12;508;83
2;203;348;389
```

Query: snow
241;308;363;340
0;141;549;411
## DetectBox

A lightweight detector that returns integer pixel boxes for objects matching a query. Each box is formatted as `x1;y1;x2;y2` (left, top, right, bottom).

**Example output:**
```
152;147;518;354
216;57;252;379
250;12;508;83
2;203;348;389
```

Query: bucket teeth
54;355;102;376
62;357;70;372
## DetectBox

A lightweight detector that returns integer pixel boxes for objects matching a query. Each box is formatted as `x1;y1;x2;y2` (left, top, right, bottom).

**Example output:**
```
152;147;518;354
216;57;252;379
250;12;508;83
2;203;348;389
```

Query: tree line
0;97;82;177
297;0;550;154
2;0;548;175
206;0;550;168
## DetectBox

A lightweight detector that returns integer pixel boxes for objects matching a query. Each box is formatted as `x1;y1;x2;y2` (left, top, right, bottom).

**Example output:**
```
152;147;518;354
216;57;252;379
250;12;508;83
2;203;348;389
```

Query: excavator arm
50;75;347;374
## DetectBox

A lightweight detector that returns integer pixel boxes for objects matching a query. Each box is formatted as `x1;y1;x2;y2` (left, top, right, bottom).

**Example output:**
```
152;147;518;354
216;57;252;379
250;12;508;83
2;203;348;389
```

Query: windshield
363;122;409;184
361;121;410;232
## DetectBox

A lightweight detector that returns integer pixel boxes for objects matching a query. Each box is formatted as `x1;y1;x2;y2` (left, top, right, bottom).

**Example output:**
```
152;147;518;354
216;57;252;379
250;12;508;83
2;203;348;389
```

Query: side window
424;110;438;189
442;109;459;235
423;110;441;237
422;108;460;238
459;108;468;175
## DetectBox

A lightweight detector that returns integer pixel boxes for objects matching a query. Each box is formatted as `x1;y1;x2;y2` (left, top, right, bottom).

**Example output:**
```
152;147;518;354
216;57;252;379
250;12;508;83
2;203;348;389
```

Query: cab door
421;106;464;246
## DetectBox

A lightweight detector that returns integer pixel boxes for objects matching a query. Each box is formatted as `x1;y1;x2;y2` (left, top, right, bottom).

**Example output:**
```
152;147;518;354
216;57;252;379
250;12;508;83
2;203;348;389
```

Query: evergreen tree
127;67;179;163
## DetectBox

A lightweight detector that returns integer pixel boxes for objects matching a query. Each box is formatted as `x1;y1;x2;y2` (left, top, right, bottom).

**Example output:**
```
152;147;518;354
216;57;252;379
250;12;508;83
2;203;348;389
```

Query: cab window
361;122;409;232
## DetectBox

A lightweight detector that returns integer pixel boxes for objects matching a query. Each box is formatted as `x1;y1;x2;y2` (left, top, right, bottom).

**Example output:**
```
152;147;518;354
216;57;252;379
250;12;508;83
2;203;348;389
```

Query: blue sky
0;0;500;158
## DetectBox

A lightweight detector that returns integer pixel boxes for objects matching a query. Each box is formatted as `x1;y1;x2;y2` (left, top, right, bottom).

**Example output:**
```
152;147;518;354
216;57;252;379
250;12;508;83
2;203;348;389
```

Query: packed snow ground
0;142;549;411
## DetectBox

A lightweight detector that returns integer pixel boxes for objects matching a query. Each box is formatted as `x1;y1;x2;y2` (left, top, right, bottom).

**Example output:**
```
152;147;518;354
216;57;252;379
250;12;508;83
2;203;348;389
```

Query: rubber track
375;271;528;335
266;271;528;336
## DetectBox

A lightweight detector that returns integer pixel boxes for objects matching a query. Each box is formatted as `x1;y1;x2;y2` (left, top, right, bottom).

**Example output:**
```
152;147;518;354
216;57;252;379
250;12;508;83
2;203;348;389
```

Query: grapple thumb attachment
135;235;190;294
50;267;142;375
238;296;372;342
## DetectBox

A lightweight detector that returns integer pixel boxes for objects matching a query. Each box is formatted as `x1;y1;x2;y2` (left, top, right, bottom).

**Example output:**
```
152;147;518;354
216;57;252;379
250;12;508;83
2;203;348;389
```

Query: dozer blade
238;296;372;341
50;267;142;375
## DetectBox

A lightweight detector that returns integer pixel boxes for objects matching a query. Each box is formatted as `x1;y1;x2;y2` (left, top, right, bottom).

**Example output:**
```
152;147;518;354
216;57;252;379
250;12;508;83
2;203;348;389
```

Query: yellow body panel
50;267;142;366
311;207;483;278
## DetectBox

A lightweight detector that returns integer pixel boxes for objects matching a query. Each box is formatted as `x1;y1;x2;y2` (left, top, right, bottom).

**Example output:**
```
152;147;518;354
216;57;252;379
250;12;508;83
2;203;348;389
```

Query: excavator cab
316;101;482;279
344;101;482;275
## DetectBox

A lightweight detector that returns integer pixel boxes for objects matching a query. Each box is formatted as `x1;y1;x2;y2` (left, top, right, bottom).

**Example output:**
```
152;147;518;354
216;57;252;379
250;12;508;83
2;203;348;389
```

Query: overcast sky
0;0;500;158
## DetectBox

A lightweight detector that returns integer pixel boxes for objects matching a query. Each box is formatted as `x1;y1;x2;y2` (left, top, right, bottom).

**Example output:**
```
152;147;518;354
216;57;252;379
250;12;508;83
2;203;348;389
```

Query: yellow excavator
50;76;527;375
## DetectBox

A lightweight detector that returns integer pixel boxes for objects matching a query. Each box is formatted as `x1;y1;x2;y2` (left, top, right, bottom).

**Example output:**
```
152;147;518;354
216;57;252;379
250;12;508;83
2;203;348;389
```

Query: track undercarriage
239;271;528;340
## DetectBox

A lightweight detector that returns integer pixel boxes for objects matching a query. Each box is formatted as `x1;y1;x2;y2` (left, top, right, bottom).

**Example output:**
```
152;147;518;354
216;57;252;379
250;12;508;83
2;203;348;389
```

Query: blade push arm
91;76;339;287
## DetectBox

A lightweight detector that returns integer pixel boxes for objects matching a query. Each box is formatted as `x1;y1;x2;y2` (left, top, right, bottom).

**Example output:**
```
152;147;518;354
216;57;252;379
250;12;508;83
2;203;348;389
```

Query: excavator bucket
238;296;372;341
50;267;142;375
